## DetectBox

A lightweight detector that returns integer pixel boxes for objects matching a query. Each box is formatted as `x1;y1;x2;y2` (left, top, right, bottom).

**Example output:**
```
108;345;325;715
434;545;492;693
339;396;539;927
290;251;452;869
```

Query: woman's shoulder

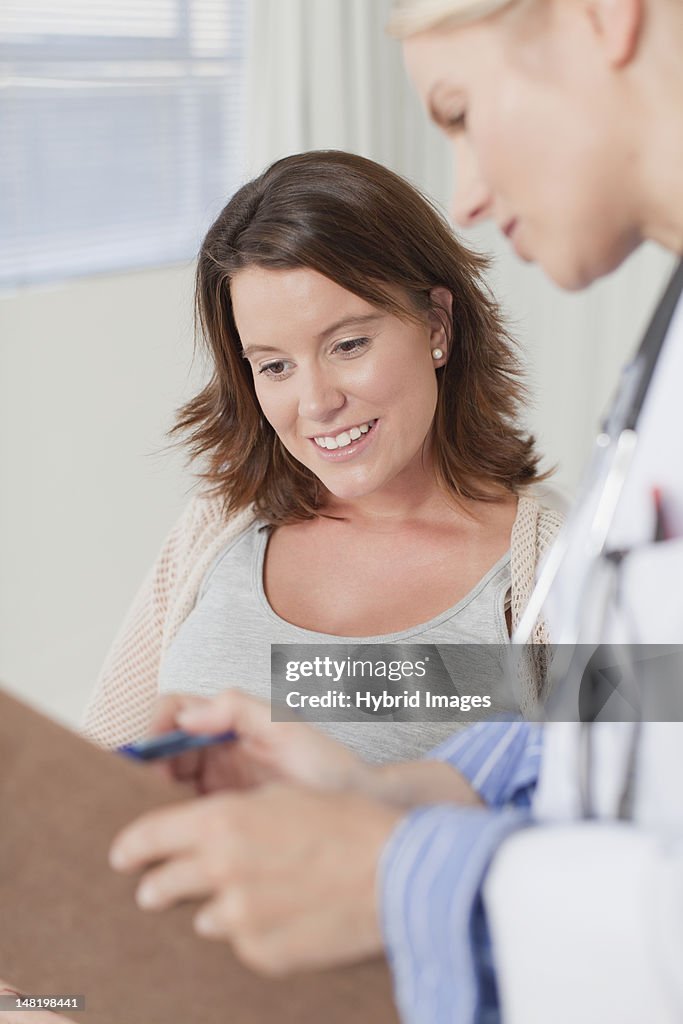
514;488;566;559
158;492;255;605
158;493;256;649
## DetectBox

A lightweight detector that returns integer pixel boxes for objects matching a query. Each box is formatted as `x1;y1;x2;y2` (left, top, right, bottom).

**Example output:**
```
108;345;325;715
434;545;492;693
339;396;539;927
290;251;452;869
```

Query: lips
308;418;379;460
310;419;377;450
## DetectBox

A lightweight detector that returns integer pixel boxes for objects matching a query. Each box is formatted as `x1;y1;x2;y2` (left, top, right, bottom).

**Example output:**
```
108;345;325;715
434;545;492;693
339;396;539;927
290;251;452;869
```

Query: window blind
0;1;247;288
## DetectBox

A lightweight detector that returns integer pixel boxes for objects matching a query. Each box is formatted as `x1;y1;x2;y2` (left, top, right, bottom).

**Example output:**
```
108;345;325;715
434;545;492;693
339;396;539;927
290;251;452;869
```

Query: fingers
147;690;290;795
110;793;253;917
150;690;272;740
175;690;273;738
191;876;322;948
148;693;192;736
134;855;214;911
109;785;392;979
172;689;363;792
109;799;206;872
148;694;208;785
146;688;368;799
175;690;318;771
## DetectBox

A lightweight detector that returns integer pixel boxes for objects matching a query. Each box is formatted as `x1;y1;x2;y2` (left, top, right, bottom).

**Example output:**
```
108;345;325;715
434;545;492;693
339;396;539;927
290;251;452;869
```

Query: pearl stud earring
432;348;444;360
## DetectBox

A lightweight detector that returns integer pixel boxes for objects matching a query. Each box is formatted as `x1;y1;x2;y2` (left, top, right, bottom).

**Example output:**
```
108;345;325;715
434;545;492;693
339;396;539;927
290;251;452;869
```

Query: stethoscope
511;258;683;818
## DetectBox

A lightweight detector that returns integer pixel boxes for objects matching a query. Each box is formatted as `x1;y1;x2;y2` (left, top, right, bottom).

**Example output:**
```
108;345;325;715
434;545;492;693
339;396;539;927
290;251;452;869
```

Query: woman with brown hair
84;148;561;757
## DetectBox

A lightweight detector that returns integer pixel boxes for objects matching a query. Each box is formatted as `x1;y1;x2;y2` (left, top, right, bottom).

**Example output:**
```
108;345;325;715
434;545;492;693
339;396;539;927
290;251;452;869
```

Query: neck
322;455;509;528
630;12;683;254
325;478;451;527
639;126;683;254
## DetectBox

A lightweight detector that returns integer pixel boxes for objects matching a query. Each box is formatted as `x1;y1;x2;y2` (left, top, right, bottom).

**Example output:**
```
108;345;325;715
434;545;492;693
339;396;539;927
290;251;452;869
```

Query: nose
449;138;494;228
297;363;346;424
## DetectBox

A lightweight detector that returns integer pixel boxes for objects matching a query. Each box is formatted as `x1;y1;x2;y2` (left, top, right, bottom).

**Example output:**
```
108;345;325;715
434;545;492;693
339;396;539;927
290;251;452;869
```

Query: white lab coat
484;289;683;1022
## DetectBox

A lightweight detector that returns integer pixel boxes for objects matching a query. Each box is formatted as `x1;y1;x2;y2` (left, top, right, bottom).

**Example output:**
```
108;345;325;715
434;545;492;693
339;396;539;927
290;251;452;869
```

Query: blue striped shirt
380;722;543;1024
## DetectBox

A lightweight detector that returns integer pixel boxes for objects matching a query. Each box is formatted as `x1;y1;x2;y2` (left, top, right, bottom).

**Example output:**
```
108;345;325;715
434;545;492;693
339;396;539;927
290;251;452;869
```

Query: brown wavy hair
175;149;545;525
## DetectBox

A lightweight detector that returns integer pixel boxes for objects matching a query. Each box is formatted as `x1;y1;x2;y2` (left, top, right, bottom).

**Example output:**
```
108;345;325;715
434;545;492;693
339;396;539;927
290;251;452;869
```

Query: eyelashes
257;360;290;380
257;336;371;381
330;336;371;356
444;111;467;134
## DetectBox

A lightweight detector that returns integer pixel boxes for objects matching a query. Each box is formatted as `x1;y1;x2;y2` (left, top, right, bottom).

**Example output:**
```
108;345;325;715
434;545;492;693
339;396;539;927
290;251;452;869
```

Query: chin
540;256;606;292
319;470;387;502
322;481;377;502
543;236;641;293
552;266;598;292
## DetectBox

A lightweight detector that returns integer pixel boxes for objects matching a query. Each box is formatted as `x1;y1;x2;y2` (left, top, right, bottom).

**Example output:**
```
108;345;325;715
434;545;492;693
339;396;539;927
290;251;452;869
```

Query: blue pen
118;728;238;761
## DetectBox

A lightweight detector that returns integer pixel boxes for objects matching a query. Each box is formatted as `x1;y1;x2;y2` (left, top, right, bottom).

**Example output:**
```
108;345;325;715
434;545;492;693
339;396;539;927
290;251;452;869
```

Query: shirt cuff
425;722;544;808
380;804;530;1024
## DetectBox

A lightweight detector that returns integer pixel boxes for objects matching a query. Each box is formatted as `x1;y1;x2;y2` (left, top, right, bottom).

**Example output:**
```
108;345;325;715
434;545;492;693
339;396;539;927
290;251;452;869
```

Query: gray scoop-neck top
159;520;511;763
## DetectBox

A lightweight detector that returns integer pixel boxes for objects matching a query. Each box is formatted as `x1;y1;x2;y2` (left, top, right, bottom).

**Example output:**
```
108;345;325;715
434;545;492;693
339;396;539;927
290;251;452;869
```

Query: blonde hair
389;0;517;38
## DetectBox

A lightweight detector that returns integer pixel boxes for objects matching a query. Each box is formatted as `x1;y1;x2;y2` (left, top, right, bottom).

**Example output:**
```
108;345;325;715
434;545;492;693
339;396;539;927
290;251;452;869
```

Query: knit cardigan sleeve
510;494;564;642
510;493;564;711
81;496;254;749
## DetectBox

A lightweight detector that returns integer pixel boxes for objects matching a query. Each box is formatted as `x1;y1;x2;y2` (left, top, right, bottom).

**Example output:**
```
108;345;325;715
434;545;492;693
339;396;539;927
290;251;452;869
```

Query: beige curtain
244;0;452;201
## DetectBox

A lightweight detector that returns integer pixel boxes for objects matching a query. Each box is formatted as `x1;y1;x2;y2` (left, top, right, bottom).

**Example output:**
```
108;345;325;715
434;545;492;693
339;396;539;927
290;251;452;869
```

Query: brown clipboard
0;688;399;1024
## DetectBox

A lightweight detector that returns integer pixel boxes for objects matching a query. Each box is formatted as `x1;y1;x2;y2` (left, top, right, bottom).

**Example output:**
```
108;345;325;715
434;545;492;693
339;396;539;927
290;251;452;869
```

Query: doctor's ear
585;0;644;68
427;286;453;365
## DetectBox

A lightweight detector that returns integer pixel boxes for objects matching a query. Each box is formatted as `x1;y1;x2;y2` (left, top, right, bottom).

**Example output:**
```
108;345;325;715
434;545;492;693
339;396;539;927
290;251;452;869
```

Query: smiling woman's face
233;266;449;504
403;6;642;290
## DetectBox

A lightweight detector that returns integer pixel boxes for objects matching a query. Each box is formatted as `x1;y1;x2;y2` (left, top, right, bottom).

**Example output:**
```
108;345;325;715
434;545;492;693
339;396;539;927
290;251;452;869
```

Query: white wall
0;265;204;726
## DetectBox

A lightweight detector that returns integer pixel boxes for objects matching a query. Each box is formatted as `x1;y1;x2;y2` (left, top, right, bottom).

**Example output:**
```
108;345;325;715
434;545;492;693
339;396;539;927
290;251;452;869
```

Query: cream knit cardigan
83;492;563;749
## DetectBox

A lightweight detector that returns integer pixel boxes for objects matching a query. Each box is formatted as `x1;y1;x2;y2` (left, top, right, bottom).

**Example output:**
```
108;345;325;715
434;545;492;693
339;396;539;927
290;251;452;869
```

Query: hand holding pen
119;727;238;762
122;690;367;797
